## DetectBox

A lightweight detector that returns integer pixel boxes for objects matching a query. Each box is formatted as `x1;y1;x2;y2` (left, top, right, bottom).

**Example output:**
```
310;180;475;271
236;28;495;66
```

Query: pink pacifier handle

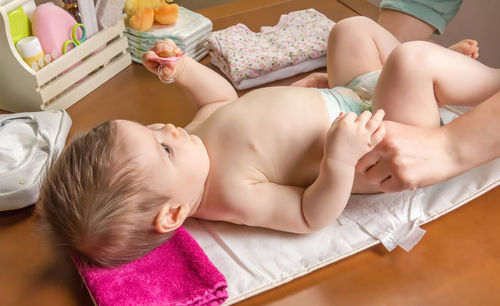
153;52;186;65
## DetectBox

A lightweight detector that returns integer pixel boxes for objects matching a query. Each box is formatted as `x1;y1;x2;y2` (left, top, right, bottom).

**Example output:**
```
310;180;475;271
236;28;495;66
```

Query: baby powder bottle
15;36;45;71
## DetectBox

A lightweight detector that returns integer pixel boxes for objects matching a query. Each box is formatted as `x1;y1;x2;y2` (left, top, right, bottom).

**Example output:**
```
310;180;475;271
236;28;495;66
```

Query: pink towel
73;227;228;306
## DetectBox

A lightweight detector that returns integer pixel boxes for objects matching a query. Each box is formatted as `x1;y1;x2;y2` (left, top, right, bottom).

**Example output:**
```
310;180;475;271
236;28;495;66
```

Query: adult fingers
355;148;380;174
363;159;392;185
380;176;410;193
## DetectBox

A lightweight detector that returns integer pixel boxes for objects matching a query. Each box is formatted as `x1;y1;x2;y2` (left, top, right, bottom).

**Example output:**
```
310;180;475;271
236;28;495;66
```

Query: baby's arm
302;110;385;229
142;39;238;109
232;111;385;233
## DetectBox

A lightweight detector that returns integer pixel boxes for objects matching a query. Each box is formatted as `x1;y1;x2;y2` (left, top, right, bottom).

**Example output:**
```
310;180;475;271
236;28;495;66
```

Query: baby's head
38;120;209;267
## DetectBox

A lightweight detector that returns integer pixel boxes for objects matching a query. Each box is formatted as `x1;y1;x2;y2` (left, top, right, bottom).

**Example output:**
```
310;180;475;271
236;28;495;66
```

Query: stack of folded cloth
125;6;213;63
206;8;335;90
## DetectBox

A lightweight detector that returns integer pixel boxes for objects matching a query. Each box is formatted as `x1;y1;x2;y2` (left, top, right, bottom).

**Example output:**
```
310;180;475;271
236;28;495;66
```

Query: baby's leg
327;16;400;87
373;41;500;127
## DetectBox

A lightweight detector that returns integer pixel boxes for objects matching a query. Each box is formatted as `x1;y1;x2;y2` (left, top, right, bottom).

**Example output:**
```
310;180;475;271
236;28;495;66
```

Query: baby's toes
472;47;479;59
449;39;479;58
466;39;479;58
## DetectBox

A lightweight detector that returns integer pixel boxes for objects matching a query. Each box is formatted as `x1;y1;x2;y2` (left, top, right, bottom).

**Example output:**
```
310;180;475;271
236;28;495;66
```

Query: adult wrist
441;124;468;178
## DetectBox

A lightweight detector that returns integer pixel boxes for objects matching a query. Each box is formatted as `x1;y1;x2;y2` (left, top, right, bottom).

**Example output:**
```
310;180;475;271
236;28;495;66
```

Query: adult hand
290;72;329;88
356;121;459;192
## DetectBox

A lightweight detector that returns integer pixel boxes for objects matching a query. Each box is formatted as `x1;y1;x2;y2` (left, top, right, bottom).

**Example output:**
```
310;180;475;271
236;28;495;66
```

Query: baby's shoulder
185;101;230;131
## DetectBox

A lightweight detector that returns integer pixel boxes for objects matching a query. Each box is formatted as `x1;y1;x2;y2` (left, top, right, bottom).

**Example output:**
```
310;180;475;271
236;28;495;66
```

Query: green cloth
380;0;462;34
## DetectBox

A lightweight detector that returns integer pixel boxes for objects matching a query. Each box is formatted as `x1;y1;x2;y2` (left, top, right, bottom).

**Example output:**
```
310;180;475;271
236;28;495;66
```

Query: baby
39;16;497;267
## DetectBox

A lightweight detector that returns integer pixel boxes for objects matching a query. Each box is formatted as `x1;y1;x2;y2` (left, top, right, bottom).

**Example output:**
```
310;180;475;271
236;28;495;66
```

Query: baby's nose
165;123;179;138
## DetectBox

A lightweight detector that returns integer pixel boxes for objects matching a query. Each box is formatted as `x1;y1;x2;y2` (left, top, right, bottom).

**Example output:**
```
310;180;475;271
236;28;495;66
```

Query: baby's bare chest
200;87;332;187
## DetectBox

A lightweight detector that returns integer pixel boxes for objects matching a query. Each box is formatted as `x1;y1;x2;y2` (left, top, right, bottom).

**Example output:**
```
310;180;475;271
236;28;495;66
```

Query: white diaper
0;111;71;211
346;70;381;104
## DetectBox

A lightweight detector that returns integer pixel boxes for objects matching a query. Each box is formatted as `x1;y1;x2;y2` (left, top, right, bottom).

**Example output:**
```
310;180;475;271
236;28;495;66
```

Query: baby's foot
448;39;479;59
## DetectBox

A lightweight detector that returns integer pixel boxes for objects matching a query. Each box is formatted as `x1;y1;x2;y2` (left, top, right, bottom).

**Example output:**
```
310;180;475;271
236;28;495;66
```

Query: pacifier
154;51;186;84
153;51;186;65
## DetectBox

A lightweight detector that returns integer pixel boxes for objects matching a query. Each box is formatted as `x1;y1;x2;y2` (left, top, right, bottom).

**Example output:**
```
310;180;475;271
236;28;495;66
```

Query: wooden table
1;0;499;305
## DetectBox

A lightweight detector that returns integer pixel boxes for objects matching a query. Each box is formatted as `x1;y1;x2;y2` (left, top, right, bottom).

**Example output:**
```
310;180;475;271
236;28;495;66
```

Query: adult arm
377;0;463;42
357;91;500;192
377;8;435;42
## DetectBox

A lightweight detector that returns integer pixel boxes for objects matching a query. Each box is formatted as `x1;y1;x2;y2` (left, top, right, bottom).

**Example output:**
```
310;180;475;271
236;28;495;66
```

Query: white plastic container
0;0;131;112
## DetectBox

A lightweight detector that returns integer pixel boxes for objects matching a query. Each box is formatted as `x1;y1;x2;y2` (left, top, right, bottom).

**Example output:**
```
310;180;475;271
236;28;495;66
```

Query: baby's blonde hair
38;121;171;267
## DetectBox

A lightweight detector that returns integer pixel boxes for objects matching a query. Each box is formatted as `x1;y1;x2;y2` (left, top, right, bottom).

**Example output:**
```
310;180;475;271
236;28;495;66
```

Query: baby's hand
325;110;385;166
153;38;182;58
142;39;183;79
290;72;329;88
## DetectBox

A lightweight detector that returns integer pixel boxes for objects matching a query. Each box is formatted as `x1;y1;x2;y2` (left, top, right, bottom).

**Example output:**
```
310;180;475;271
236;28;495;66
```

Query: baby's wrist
322;155;356;171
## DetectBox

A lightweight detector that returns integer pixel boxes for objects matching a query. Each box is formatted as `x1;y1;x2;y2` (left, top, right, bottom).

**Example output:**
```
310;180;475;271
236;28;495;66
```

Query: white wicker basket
0;0;131;112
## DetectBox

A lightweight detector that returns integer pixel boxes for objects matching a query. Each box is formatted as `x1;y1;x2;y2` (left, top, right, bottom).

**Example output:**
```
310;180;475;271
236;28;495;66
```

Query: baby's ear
154;203;188;233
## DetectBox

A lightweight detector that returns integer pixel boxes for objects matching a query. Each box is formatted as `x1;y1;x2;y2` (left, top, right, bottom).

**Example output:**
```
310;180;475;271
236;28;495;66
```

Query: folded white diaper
124;6;212;42
0;111;71;211
124;6;213;64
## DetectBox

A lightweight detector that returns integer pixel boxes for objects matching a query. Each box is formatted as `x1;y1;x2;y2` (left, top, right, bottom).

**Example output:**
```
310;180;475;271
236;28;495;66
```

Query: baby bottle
15;36;45;71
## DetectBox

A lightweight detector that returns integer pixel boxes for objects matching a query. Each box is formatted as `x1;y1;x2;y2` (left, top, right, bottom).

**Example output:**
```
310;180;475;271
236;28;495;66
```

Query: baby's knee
384;41;435;75
335;16;376;29
330;16;376;40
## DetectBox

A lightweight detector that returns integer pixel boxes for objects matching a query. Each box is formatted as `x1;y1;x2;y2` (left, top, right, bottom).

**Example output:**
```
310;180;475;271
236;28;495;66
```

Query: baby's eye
162;144;171;155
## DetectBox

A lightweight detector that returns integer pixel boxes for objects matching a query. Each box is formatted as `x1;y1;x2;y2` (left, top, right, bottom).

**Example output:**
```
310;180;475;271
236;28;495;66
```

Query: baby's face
115;120;210;207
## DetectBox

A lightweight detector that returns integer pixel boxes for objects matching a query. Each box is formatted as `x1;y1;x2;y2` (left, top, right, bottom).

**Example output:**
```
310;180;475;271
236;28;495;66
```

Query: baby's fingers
159;62;176;79
370;123;386;146
142;51;161;73
366;109;385;133
153;39;181;58
356;110;372;126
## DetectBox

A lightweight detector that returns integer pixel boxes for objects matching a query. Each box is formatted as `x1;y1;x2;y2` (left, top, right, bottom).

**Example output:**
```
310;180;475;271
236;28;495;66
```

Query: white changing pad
183;106;500;304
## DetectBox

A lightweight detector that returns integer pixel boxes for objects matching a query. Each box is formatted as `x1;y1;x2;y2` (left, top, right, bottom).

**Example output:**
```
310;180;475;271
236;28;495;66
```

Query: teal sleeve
380;0;463;34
